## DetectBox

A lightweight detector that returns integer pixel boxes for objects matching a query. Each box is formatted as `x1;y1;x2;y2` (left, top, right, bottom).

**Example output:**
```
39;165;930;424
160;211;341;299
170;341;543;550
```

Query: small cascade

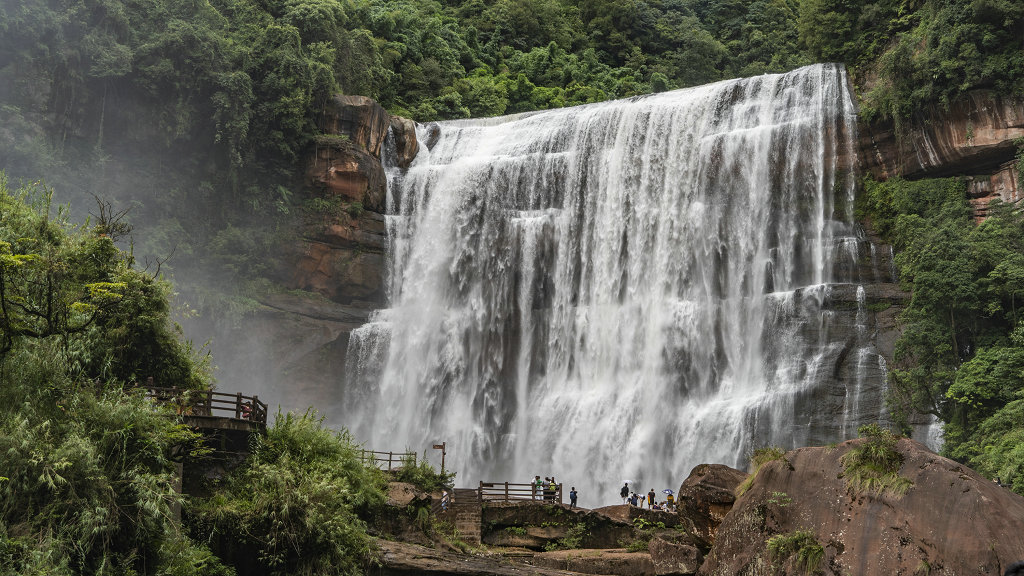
343;64;897;502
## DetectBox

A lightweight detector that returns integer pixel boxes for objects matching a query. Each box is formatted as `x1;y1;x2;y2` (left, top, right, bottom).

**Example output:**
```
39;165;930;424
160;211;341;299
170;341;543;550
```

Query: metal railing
360;449;416;471
479;481;563;504
142;386;268;425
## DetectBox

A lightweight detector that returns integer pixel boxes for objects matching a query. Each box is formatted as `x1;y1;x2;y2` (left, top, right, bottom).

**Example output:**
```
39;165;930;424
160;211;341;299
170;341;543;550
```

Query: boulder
649;537;703;576
698;439;1024;575
676;464;747;545
532;549;655;575
390;116;420;169
321;95;391;158
859;91;1024;180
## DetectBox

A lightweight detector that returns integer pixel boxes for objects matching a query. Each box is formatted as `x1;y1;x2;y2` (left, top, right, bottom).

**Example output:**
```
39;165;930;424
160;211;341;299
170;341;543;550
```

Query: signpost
432;442;446;475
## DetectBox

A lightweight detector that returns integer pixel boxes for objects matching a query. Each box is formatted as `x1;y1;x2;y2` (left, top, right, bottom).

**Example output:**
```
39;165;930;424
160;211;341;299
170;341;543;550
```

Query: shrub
766;529;824;575
840;424;913;497
394;454;455;493
187;410;386;575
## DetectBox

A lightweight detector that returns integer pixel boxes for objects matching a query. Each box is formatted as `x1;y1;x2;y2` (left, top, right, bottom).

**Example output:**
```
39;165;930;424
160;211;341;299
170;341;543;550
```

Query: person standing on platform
569;486;578;509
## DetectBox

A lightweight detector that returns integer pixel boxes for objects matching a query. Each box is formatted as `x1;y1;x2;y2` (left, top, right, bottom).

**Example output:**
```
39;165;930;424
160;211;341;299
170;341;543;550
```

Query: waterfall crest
344;64;888;501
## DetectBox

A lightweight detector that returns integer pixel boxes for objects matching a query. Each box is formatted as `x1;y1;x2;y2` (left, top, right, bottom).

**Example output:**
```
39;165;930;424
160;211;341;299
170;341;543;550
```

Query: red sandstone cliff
858;91;1024;216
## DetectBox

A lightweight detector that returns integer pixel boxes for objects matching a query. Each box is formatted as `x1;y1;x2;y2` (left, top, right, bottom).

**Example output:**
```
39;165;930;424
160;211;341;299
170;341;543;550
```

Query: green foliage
862;174;1024;496
840;424;913;497
0;178;235;575
766;529;824;575
393;453;455;493
0;175;210;388
187;410;386;576
543;522;588;551
505;525;527;536
736;445;788;496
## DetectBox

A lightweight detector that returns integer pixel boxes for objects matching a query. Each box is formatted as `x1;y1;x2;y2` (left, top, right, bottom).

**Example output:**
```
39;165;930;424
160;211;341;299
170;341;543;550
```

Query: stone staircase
451;488;481;544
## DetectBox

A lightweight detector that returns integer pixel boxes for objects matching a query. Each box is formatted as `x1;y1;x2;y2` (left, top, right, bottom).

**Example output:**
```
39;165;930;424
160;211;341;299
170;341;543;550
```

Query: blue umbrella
662;489;674;495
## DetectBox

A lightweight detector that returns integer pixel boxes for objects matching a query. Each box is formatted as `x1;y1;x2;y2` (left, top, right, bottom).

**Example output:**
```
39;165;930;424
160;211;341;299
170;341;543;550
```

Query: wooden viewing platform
479;481;563;504
142;385;268;432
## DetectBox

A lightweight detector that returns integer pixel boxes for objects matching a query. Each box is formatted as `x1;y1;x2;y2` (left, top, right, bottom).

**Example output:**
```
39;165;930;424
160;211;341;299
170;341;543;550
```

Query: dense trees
861;177;1024;495
0;179;396;575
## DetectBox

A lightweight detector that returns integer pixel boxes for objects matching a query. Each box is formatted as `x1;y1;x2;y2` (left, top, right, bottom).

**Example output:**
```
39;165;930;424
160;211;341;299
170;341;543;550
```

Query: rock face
649;537;703;576
859;91;1024;181
969;160;1022;218
532;549;655;575
482;502;636;550
374;539;587;575
288;210;387;305
307;141;387;212
697;439;1024;576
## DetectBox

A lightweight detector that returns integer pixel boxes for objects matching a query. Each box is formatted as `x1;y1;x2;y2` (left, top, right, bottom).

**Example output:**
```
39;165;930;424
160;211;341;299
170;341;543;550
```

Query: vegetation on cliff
0;175;224;574
0;181;390;575
861;176;1024;494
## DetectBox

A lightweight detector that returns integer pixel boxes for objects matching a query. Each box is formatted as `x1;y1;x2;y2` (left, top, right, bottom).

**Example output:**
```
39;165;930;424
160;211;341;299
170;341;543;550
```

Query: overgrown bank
860;173;1024;494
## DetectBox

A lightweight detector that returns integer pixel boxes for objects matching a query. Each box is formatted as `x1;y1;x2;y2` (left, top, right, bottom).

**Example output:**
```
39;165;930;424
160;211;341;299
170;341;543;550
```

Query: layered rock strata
859;92;1024;181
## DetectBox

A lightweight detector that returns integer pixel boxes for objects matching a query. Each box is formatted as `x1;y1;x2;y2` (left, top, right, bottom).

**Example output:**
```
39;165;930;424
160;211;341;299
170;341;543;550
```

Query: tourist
569;486;578;509
666;492;675;510
441;490;450;512
620;482;630;503
629;492;639;507
647;488;655;508
534;475;542;500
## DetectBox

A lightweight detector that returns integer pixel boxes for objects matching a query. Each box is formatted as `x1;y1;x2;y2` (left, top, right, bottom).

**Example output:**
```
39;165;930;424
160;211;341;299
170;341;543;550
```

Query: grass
766;530;824;575
840;424;914;497
736;446;788;497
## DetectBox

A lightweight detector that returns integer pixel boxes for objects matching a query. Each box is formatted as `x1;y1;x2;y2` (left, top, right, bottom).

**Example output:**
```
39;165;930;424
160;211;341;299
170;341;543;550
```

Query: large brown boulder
859;91;1024;181
698;439;1024;576
676;464;747;546
390;116;420;169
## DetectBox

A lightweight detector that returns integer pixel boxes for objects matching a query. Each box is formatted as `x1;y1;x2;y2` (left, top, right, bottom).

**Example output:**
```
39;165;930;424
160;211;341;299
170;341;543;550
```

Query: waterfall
344;64;890;503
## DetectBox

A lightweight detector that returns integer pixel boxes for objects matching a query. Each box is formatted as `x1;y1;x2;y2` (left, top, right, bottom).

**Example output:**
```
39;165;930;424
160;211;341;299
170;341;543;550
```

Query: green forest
2;0;1024;573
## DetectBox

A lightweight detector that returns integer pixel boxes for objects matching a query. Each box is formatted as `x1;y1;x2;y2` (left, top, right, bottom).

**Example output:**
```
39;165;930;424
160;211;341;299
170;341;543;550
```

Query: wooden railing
360;449;416;471
478;481;562;504
143;386;268;426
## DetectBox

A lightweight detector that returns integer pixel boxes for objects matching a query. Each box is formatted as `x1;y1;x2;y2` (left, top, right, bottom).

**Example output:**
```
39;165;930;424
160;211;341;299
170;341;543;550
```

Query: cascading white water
344;64;890;503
